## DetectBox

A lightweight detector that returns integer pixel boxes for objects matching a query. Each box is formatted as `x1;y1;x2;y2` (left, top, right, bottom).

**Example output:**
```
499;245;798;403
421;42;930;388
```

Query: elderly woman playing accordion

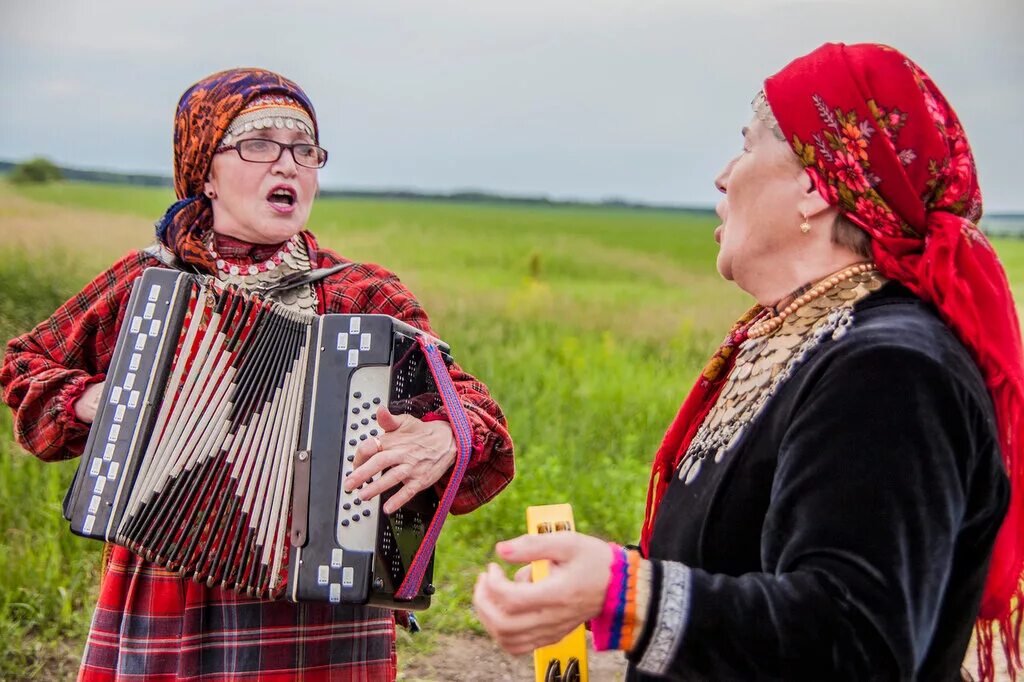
473;43;1023;681
0;68;514;681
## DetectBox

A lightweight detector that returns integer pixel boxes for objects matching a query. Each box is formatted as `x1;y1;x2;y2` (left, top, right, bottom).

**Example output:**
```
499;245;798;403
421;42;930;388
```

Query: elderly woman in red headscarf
473;43;1023;681
0;69;514;681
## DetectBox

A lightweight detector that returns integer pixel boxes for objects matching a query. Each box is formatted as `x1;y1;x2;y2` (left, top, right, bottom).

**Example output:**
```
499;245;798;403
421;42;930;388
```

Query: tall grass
0;248;104;679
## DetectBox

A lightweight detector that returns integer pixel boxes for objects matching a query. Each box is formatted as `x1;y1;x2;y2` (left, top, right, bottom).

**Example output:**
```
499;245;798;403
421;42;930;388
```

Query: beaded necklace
746;261;876;339
676;266;886;485
209;235;301;277
207;233;318;313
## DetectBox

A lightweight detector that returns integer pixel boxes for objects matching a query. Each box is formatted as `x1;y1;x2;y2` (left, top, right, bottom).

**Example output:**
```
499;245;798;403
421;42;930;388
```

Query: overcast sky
2;1;1021;211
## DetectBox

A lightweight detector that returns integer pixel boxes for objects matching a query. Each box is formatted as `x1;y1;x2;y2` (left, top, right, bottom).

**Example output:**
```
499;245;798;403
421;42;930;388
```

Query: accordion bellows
64;268;455;609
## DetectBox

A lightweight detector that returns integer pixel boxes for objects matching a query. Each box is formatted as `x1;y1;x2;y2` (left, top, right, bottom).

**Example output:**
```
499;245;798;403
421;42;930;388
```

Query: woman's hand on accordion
344;407;457;514
73;381;106;424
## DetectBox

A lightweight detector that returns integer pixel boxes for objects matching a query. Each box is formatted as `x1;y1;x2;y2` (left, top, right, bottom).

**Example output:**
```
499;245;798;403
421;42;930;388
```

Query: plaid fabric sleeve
0;251;152;461
314;248;514;515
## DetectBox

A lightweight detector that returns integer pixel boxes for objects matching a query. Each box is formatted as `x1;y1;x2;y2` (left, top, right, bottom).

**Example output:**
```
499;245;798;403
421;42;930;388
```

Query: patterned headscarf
641;43;1023;681
154;68;318;272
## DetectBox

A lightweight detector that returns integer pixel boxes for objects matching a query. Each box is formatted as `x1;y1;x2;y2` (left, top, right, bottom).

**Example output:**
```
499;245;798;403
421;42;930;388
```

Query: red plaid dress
0;232;514;681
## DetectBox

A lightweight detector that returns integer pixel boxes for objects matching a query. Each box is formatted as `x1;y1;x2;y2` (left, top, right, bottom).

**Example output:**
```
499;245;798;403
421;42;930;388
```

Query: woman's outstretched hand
473;532;612;655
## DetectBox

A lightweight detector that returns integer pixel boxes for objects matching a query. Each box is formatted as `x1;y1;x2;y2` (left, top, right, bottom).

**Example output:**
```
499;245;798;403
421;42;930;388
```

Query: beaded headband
751;90;785;142
221;94;316;146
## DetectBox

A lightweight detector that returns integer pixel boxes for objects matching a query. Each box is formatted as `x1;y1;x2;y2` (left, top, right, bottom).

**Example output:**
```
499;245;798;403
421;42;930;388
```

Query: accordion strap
142;242;201;274
394;336;476;601
256;262;355;294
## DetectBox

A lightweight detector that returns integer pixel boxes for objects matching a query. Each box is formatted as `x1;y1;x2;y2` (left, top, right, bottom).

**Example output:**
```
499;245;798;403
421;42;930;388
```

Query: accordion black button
370;429;379;437
347;455;354;462
352;407;360;414
352;514;361;522
354;392;362;399
341;519;350;527
354;498;362;506
349;439;357;447
362;402;371;410
343;503;351;510
371;414;377;421
359;434;367;441
361;418;369;425
350;424;358;430
362;509;371;517
373;397;381;405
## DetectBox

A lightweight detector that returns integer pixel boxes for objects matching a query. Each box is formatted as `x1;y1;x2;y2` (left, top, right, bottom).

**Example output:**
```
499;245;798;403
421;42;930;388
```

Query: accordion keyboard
337;366;389;549
70;269;192;540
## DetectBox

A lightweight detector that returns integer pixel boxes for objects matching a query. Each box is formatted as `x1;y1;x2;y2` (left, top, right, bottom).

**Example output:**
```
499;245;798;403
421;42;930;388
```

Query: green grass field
1;180;1022;679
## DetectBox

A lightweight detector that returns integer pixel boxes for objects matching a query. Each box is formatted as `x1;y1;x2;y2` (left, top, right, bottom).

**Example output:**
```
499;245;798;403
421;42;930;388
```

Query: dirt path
36;629;1013;682
400;633;627;681
399;632;1013;682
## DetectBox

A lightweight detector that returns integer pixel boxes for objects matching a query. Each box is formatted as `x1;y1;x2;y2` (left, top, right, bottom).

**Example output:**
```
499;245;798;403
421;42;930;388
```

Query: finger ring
372;436;383;453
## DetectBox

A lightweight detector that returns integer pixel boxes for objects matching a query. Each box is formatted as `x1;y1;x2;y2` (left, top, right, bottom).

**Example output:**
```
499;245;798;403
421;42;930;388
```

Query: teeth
268;190;294;206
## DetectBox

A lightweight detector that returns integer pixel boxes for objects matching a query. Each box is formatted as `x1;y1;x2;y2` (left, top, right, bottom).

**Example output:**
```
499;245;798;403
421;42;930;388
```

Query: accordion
63;267;473;610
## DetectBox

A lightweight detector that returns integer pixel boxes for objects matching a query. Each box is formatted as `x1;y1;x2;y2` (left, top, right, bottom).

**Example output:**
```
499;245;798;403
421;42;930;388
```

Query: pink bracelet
589;542;628;650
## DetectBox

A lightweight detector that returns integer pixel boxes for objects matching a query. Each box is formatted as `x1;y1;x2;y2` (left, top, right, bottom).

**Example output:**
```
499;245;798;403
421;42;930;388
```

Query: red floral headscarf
154;68;318;272
641;43;1023;681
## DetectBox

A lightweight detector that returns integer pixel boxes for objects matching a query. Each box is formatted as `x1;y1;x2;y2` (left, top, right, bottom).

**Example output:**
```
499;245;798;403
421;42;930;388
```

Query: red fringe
975;584;1023;682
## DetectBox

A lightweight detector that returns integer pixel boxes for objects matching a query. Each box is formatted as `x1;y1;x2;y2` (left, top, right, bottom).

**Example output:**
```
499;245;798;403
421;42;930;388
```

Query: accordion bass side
64;267;467;610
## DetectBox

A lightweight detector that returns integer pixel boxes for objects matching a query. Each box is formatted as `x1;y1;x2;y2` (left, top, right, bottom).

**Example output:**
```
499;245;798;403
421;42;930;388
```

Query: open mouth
267;186;297;207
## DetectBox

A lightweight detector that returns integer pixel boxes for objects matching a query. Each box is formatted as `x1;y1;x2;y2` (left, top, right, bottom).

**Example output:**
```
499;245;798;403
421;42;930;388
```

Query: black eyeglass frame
215;139;329;169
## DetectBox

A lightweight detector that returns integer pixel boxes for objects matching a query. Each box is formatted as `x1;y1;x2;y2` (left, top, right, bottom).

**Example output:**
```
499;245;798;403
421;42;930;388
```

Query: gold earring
800;214;811;234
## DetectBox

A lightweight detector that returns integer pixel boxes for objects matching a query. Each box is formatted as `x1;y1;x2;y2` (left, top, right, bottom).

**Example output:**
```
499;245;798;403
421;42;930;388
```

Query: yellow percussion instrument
526;504;588;682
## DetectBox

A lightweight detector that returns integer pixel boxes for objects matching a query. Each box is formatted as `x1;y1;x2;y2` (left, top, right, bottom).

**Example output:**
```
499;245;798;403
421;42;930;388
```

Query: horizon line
4;158;1024;219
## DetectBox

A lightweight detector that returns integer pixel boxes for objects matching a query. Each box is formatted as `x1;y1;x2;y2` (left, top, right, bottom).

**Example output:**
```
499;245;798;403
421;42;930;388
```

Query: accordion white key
64;267;473;609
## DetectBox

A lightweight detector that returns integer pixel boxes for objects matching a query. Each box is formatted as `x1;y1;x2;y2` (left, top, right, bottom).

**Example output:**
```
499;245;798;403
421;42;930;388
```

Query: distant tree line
0;158;717;214
6;157;64;184
1;158;1021;236
0;159;173;188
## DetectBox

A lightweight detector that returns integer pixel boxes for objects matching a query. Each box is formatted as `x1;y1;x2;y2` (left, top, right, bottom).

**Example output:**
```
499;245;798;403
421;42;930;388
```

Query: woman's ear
796;169;831;220
203;174;217;200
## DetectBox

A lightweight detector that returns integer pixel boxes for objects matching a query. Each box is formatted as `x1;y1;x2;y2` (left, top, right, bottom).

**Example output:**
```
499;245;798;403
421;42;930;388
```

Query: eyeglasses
216;138;329;169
